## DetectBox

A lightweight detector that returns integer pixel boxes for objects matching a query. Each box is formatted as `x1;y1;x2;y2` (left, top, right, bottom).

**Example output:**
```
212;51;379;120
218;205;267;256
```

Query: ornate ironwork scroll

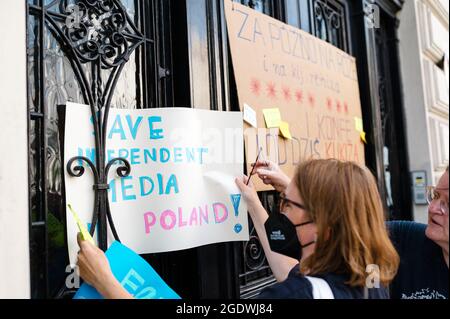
311;0;348;52
45;0;145;251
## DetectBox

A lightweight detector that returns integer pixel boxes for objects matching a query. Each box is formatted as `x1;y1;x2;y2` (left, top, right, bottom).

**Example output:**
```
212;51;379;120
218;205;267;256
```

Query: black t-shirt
388;221;449;299
257;265;389;299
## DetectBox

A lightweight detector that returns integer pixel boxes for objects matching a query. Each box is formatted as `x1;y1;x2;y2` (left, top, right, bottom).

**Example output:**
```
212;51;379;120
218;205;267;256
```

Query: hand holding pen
250;156;291;193
246;147;263;185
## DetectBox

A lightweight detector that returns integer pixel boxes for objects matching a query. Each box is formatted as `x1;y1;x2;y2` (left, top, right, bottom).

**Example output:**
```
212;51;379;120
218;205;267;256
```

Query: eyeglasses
279;193;307;212
426;186;449;215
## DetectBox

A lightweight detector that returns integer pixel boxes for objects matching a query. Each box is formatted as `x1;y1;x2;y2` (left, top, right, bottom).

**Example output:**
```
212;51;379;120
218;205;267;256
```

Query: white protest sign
64;103;248;265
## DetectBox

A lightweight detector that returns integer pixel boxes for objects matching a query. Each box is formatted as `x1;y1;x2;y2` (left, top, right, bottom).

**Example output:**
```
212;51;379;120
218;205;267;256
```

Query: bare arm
236;177;298;282
95;276;134;299
77;233;133;299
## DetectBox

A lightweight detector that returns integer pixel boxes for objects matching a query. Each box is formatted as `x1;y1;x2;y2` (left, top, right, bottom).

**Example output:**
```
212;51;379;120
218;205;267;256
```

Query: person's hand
252;160;291;192
235;175;260;209
77;233;115;291
76;233;133;299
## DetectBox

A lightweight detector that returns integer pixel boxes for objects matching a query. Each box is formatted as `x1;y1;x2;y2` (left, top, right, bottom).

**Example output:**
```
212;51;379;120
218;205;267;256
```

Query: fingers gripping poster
64;103;248;265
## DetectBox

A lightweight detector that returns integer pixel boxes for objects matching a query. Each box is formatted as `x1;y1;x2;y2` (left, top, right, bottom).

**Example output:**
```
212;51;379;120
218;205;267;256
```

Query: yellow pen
67;204;95;245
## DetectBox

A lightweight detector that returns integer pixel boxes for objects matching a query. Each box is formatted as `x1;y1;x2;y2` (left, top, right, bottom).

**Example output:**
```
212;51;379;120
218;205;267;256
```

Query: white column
0;0;31;298
398;0;449;223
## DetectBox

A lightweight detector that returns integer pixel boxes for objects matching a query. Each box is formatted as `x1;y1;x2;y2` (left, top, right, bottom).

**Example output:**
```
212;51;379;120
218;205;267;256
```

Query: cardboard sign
74;241;180;299
224;0;365;190
64;103;248;265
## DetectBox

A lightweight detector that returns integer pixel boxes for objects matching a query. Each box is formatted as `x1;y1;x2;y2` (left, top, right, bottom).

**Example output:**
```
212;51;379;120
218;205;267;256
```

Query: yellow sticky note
279;121;292;139
354;117;363;132
67;204;95;245
262;108;282;128
360;131;367;144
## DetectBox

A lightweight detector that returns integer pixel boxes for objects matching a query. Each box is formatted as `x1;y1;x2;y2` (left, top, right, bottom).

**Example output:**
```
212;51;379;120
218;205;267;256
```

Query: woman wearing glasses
235;159;400;299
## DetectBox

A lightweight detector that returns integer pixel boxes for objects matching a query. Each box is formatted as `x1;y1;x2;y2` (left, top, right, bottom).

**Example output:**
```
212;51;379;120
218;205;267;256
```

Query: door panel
26;0;169;298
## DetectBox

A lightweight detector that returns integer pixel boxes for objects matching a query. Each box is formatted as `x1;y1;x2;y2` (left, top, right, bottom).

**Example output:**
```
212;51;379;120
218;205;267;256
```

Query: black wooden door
373;6;412;221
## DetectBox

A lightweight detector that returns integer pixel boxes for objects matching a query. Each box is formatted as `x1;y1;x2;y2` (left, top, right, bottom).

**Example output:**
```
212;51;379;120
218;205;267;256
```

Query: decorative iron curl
244;236;267;271
62;0;138;68
105;157;131;178
314;1;342;30
66;156;99;180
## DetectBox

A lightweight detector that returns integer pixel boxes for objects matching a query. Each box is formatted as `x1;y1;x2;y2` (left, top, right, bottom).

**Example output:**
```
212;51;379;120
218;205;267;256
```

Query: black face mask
264;213;315;260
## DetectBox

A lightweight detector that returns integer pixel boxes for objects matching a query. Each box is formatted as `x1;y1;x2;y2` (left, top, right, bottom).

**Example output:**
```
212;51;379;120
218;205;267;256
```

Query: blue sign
74;241;181;299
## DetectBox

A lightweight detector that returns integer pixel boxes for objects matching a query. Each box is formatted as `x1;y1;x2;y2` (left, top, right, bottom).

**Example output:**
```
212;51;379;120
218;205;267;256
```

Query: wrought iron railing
27;0;156;298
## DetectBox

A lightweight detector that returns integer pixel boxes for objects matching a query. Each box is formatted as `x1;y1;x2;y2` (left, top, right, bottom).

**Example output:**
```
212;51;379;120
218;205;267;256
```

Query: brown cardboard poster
224;0;365;191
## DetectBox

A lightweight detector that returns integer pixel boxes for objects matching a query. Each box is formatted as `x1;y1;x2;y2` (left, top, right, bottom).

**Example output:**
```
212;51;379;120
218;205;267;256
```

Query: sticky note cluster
262;107;292;139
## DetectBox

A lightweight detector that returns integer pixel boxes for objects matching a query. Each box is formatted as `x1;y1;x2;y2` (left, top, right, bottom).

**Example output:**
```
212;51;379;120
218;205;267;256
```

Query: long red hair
294;159;399;287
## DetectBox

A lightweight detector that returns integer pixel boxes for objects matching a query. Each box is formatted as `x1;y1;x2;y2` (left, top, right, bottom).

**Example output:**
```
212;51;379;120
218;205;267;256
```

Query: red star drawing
295;90;303;104
266;82;277;99
308;93;315;107
336;100;341;113
282;87;291;102
344;102;349;114
326;97;333;111
250;78;261;96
